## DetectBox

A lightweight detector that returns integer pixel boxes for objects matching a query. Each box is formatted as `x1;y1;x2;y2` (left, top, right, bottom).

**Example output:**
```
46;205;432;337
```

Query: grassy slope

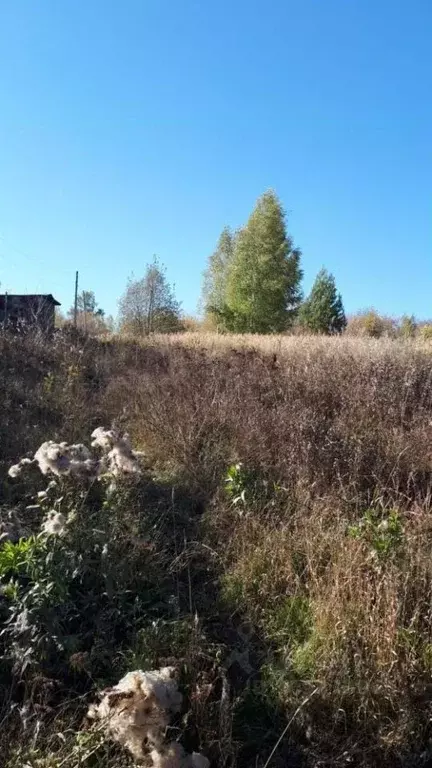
1;330;432;767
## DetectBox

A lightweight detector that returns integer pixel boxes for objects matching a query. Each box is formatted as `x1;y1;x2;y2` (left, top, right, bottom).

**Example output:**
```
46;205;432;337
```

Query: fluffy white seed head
34;442;70;476
41;510;67;536
8;458;34;478
88;668;182;759
10;426;142;482
91;427;117;450
88;668;208;767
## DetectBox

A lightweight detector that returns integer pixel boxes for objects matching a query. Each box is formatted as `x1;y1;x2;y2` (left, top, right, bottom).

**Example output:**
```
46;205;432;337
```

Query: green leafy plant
0;475;167;677
225;463;252;506
348;507;404;559
0;536;41;578
224;462;275;511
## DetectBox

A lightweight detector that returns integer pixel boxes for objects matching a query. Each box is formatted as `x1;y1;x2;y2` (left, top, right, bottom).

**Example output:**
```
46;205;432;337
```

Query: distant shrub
180;314;204;332
399;314;417;339
420;323;432;341
346;309;397;338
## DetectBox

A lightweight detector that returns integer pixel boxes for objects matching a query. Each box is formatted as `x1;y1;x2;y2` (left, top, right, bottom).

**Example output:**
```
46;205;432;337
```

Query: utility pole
3;291;8;332
74;271;79;328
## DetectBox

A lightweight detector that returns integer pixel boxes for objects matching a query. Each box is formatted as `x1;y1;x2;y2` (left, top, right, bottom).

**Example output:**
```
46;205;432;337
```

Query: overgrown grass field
1;330;432;767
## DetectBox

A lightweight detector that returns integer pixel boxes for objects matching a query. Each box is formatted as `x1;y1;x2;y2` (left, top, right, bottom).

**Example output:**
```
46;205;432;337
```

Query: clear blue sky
1;0;431;319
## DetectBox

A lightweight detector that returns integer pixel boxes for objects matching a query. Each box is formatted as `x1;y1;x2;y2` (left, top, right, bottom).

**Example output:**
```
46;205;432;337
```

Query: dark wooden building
0;294;61;333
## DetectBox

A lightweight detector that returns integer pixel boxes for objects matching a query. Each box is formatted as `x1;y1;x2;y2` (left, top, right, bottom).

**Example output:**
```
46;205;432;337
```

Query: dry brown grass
2;330;432;766
217;502;432;764
108;332;432;765
109;333;432;502
122;329;432;355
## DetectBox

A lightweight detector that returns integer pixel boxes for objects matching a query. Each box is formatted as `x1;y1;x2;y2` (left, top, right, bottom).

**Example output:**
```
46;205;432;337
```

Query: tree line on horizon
201;190;345;334
116;190;346;337
62;190;424;339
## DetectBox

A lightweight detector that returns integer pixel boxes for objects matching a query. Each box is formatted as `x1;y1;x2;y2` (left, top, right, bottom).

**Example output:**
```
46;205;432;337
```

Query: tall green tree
299;268;346;334
224;191;303;332
118;257;182;335
201;227;236;325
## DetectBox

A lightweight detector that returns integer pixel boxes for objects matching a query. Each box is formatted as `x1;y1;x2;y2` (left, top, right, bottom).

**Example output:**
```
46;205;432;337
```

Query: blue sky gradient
1;0;431;318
